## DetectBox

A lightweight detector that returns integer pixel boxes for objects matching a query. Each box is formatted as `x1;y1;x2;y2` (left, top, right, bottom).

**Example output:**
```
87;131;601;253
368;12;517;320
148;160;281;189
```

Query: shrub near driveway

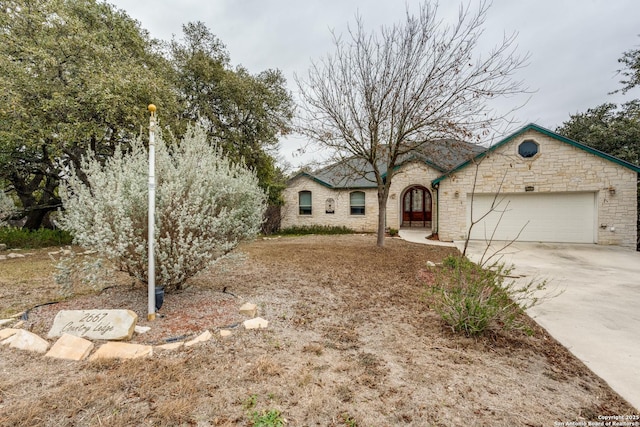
428;255;549;336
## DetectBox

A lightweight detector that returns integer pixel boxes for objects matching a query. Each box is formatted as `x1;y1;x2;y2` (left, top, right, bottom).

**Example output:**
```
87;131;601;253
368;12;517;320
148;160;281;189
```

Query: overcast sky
109;0;640;167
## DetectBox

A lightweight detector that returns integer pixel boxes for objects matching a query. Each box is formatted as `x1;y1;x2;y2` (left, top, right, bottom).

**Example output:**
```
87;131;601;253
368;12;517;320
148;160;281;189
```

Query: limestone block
184;330;212;347
1;336;15;346
45;333;94;361
243;317;269;330
9;330;50;353
90;342;153;360
48;309;137;341
0;319;12;327
239;302;257;317
220;330;232;338
7;253;25;259
0;328;20;343
156;341;184;351
134;326;151;334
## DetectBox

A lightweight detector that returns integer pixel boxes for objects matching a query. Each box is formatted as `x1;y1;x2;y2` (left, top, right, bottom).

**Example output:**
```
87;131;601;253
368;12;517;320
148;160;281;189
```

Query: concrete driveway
457;241;640;411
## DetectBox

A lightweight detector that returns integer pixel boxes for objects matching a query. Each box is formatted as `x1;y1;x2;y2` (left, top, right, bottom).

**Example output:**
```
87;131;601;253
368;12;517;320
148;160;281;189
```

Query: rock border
0;301;266;361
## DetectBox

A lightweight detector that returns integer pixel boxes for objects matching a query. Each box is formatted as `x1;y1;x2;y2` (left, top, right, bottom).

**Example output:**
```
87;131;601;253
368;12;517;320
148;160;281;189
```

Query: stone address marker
48;309;138;341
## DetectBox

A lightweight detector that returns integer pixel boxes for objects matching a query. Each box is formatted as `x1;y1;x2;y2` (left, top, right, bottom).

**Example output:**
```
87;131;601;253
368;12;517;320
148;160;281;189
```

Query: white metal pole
147;104;157;321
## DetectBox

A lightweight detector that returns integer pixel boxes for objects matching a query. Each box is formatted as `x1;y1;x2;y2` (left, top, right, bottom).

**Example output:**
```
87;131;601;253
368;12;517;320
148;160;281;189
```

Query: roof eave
288;171;334;189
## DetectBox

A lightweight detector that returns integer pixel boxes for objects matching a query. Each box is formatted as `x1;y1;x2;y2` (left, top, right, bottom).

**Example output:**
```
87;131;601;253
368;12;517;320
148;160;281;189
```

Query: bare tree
296;1;528;246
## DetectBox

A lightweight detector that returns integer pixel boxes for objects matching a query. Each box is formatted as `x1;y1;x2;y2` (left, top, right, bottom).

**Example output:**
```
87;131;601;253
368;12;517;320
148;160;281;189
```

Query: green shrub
428;255;548;336
0;227;73;249
277;225;355;235
388;228;398;237
440;254;461;269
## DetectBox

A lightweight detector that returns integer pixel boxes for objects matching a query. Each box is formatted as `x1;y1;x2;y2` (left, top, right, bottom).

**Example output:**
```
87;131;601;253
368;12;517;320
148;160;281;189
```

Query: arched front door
402;186;432;227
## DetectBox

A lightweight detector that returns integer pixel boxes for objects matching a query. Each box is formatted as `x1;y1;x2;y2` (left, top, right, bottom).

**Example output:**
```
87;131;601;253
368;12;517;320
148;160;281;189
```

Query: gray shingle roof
293;140;485;189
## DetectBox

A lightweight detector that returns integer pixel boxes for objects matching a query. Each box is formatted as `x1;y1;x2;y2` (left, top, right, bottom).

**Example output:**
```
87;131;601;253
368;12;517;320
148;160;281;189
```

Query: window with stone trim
350;191;365;215
299;191;312;215
518;139;539;158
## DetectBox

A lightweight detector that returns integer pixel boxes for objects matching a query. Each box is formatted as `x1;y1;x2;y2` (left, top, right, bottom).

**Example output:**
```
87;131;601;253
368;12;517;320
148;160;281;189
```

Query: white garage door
467;192;596;243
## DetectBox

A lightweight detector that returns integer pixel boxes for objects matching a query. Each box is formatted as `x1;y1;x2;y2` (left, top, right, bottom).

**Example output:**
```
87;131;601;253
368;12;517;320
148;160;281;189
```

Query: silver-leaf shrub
59;124;266;291
0;190;16;227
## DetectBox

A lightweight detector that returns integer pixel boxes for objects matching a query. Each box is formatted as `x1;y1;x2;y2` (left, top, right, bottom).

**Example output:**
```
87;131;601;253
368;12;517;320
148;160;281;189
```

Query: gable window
299;191;312;215
518;140;539;158
350;191;365;215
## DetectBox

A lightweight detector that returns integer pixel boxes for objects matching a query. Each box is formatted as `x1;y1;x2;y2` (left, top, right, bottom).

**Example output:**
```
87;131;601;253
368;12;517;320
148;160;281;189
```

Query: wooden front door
402;186;432;227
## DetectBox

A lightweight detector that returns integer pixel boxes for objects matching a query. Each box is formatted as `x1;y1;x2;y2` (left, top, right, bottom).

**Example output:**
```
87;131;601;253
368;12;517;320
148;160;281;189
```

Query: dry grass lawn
0;234;636;426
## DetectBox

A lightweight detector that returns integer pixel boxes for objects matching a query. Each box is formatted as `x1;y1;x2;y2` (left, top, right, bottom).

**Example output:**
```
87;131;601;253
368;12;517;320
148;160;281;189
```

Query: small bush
277;225;355;235
440;255;461;269
428;255;548;336
388;228;398;237
0;227;73;249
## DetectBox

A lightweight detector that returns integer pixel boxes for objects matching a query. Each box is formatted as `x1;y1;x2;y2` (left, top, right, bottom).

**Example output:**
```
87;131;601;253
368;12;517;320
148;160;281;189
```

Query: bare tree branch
296;1;529;246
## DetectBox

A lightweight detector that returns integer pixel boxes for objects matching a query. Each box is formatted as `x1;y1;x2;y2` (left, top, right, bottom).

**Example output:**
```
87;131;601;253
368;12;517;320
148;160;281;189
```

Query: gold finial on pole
148;104;157;117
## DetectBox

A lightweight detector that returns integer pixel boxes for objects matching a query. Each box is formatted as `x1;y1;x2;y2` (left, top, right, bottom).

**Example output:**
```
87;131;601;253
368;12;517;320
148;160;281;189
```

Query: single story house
282;124;640;249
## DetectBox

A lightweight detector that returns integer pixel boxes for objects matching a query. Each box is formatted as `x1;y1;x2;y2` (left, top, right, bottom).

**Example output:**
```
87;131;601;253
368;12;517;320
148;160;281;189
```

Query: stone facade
437;129;638;249
281;161;443;232
282;127;638;249
281;176;379;232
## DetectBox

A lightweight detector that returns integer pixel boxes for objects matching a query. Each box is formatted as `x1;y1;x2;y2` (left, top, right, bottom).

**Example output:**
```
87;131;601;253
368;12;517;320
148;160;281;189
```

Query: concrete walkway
398;230;640;411
397;228;456;247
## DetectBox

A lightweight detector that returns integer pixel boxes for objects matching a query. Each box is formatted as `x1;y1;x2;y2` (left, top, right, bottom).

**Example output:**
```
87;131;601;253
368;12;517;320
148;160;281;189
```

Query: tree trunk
23;208;49;230
12;172;62;230
376;188;389;247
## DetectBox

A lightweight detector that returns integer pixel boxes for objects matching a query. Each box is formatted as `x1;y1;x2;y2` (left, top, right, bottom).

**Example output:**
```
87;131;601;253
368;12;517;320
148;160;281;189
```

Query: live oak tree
0;3;294;230
169;22;295;205
615;36;640;95
556;36;640;166
0;0;180;229
296;1;527;246
556;101;640;167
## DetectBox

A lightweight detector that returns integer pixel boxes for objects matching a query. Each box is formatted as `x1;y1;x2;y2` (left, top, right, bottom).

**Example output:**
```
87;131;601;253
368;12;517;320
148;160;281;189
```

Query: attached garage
467;192;597;243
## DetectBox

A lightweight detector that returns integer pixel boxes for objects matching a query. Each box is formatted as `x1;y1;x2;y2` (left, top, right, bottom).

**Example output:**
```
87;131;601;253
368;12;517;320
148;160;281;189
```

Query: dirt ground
0;234;636;426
